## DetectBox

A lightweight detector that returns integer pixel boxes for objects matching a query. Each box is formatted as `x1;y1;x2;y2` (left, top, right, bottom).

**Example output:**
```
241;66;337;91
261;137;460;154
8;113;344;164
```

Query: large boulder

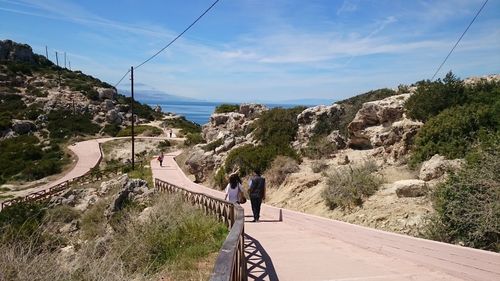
348;94;410;149
0;40;35;63
394;180;428;198
105;178;151;218
97;87;117;100
185;147;215;182
11;119;36;134
106;109;122;124
153;104;162;113
203;112;249;143
239;103;268;119
294;104;344;149
419;154;464;181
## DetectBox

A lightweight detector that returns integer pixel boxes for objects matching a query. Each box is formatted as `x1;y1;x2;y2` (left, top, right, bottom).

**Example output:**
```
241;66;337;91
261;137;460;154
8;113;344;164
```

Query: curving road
5;138;499;281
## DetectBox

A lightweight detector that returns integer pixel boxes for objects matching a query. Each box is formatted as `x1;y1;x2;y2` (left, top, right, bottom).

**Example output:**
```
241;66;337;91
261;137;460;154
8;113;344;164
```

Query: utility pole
55;51;61;86
45;46;48;60
64;52;67;68
68;61;71;70
55;51;59;66
130;66;135;170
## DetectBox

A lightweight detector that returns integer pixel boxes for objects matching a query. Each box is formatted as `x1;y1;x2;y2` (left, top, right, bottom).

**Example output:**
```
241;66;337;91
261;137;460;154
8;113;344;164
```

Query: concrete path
152;151;500;281
1;136;182;200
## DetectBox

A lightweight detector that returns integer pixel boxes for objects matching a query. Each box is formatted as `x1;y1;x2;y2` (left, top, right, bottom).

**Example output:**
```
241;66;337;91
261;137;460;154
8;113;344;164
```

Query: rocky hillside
181;73;500;251
0;39;163;185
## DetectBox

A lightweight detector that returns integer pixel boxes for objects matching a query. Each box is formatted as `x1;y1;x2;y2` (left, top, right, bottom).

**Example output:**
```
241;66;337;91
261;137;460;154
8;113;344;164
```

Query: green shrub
47;110;100;140
116;125;162;137
0;202;46;243
424;138;500;251
185;133;204;146
214;104;239;113
405;72;466;122
157;140;171;150
322;161;382;210
224;144;298;177
252;107;305;147
162;116;201;135
203;138;223;152
213;167;227;190
0;135;65;183
103;123;121;137
410;104;498;164
302;135;338;159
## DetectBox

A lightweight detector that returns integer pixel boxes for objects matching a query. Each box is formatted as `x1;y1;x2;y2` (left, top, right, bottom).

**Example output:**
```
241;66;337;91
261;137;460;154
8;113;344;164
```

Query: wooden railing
155;179;247;281
0;160;144;211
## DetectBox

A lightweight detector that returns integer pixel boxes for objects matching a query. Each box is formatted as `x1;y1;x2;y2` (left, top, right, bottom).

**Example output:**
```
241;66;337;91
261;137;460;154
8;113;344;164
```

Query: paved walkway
152;151;500;281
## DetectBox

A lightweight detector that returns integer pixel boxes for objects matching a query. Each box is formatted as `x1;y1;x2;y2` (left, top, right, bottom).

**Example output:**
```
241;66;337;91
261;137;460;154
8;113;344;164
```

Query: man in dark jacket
248;169;266;222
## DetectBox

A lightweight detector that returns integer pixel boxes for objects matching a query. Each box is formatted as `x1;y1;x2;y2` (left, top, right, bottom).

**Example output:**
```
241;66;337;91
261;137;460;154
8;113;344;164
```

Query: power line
114;69;131;88
114;0;220;87
431;0;488;80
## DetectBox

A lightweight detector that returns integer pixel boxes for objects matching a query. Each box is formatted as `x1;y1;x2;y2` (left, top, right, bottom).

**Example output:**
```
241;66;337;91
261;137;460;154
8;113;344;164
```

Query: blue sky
1;0;499;103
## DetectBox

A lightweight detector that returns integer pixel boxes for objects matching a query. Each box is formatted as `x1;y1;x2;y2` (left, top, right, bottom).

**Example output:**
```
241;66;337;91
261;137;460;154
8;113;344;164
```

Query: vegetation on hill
223;107;303;176
214;104;239;114
406;72;500;164
0;193;227;280
163;116;203;146
116;125;163;137
424;137;500;251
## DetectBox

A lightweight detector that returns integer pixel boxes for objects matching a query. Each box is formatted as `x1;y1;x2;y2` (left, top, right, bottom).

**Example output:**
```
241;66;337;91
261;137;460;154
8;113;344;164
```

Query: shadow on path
245;234;279;281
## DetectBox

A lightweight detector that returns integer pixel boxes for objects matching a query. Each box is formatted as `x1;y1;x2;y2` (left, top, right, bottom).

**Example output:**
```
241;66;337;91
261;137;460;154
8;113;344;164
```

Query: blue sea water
150;101;304;125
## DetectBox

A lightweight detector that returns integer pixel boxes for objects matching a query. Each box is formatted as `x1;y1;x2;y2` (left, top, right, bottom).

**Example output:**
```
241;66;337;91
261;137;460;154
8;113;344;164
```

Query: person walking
225;173;244;204
157;151;164;167
248;169;265;222
169;129;173;138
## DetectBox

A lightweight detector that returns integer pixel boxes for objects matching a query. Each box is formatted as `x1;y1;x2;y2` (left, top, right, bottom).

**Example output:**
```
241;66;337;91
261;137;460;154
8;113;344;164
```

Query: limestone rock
0;39;35;63
185;147;215;182
153;104;162;113
294;104;345;149
419;154;464;181
348;94;410;149
11;119;36;134
99;174;129;196
326;130;347;149
97;87;117;100
106;109;122;124
239;103;268;119
394;180;428;198
105;178;149;218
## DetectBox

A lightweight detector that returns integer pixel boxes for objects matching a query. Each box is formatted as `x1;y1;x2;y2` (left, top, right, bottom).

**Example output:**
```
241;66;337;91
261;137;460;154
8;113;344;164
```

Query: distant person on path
225;173;244;204
157;152;164;167
169;129;173;138
248;169;266;222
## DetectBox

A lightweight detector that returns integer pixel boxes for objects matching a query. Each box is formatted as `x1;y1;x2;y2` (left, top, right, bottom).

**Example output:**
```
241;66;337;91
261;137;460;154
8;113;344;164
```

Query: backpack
249;176;265;199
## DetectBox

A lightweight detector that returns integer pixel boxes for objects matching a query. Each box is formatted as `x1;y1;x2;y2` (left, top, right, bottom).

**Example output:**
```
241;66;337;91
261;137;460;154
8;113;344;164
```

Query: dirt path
152;151;500;281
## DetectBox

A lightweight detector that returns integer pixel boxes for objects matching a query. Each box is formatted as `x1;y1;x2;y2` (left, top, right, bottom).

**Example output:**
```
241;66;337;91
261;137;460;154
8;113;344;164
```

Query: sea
149;101;306;126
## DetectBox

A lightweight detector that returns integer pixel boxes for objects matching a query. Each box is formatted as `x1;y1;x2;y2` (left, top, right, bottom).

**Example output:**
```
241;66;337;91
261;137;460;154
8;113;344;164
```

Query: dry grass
265;156;300;187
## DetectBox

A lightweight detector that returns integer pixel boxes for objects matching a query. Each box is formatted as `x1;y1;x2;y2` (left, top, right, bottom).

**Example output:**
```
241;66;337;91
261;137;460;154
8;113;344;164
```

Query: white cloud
337;0;359;15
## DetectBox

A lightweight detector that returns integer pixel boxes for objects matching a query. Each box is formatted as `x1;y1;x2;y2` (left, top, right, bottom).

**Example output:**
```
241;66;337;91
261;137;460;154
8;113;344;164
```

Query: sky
1;0;499;103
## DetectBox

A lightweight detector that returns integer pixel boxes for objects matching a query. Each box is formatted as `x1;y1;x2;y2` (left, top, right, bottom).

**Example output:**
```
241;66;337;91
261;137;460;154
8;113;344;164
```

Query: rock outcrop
419;154;464;181
185;147;216;182
97;87;117;100
294;104;345;149
11;119;36;134
0;39;36;63
393;180;428;198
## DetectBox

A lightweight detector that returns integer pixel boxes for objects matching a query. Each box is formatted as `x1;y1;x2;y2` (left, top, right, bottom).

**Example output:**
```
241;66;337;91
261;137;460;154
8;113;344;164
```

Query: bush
410;104;498;164
311;160;328;173
213;167;227;190
405;72;466;122
252;107;305;147
302;135;338;159
0;135;65;183
322;161;382;210
116;125;162;137
162;116;201;135
424;138;500;251
103;123;121;137
203;138;223;152
185;133;204;146
0;202;46;243
224;144;298;177
47;110;100;140
157;140;171;150
265;156;300;187
214;104;239;113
